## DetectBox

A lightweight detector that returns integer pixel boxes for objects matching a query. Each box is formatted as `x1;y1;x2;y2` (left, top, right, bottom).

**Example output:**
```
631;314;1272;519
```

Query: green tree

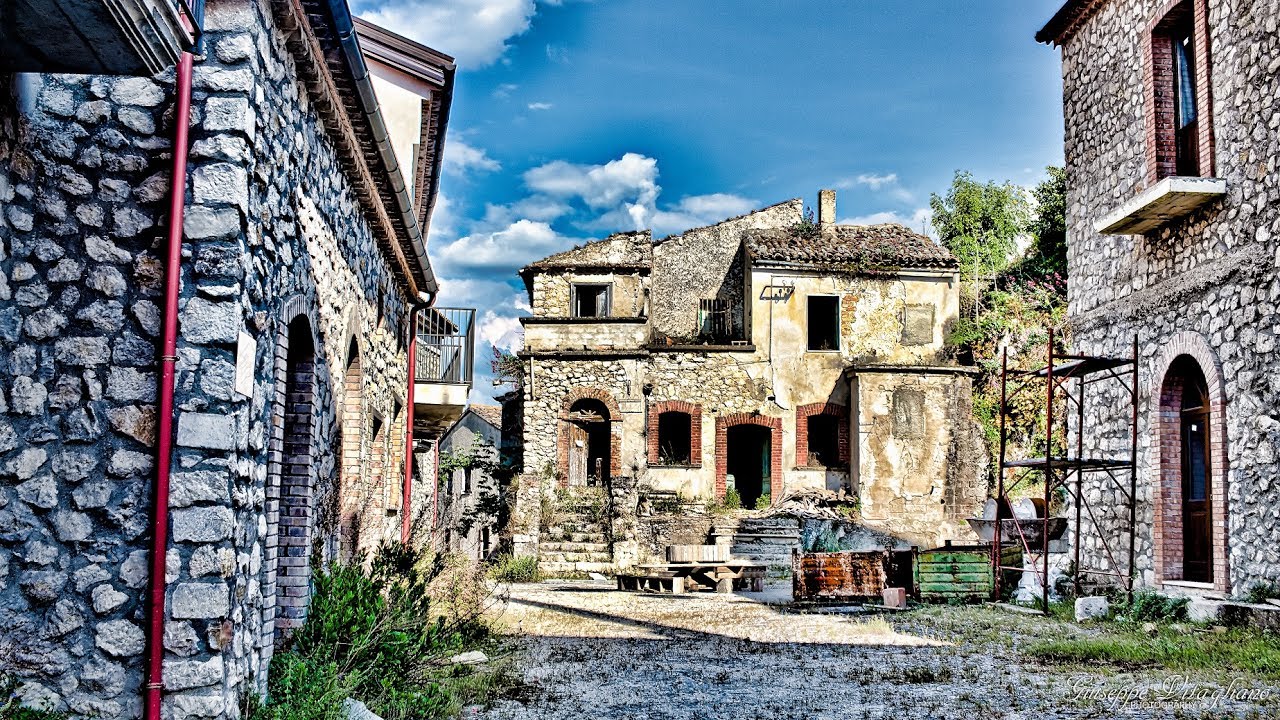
1019;165;1067;279
929;171;1031;284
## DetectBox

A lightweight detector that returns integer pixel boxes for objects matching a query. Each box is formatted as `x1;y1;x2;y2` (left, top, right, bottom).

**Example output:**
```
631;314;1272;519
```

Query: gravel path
474;581;1279;720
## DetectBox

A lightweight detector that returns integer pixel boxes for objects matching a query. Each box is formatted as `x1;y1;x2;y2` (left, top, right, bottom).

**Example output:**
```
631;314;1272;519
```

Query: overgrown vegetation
935;167;1069;494
490;554;540;583
250;544;511;720
1114;589;1190;622
1244;580;1280;604
1028;627;1280;680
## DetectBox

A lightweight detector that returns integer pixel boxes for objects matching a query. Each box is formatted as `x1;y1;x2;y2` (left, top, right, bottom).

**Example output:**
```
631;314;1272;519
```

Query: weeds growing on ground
490;554;541;583
1028;627;1280;679
1113;589;1189;622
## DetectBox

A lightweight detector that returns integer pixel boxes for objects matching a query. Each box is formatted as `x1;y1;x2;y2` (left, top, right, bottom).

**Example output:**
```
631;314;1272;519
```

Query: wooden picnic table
634;560;767;593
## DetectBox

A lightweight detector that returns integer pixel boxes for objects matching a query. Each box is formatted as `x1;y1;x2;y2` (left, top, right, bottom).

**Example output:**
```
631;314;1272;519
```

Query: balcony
0;0;202;75
521;316;650;356
414;307;474;436
1096;176;1226;235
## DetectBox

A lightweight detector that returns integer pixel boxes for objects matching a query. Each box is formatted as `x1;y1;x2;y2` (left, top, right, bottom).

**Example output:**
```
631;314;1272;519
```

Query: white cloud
527;101;554;111
478;310;524;352
545;43;569;64
355;0;537;69
442;139;500;174
524;153;660;229
839;206;934;238
434;218;577;270
650;193;757;237
835;172;915;203
492;83;519;98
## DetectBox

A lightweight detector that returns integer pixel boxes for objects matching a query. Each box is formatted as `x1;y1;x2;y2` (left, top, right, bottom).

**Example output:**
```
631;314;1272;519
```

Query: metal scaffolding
993;329;1139;611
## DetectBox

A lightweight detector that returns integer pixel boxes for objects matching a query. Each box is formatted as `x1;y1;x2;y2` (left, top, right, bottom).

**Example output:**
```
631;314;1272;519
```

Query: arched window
1161;355;1214;583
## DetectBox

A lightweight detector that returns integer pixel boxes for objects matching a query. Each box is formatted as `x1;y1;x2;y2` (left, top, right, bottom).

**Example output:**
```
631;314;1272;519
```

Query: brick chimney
818;189;836;227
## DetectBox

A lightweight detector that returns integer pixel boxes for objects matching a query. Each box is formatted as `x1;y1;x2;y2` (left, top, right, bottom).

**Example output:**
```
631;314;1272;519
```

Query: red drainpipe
402;297;435;543
143;49;195;720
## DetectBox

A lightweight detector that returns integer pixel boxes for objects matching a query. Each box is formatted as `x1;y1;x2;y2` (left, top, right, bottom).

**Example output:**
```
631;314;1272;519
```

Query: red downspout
144;50;195;720
402;296;435;543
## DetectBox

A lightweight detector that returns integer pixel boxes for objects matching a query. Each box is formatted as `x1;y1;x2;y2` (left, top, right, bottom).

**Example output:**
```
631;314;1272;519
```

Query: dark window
806;415;841;468
657;411;692;465
463;467;473;494
807;295;839;351
1171;16;1199;176
1151;1;1207;179
572;284;611;318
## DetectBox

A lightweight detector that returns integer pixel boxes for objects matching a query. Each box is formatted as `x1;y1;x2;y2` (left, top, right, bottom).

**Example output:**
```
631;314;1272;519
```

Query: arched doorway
1166;356;1213;583
566;398;611;487
276;315;315;637
339;338;364;563
727;424;773;508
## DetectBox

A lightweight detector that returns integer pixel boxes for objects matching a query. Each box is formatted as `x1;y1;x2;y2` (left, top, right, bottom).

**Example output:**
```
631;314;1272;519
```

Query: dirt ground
473;580;1280;720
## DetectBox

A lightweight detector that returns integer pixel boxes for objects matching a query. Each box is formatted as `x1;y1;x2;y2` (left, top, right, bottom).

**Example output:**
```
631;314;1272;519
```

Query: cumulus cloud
478;310;524;352
527;101;554;111
840;207;935;238
354;0;537;68
835;172;914;203
651;193;757;237
522;153;663;230
442;139;500;174
434;218;578;271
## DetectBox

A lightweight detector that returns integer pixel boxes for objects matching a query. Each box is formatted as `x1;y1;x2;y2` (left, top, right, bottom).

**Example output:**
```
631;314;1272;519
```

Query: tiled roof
521;230;653;273
746;224;957;270
1035;0;1108;46
467;404;503;428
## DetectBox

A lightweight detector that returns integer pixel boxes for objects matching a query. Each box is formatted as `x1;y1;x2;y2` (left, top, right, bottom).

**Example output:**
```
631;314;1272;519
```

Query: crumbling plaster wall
850;371;986;549
1061;0;1280;594
0;0;418;716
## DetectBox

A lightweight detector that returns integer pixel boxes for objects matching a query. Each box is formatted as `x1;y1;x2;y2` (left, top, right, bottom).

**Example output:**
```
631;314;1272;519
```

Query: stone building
1039;0;1280;596
510;191;987;569
436;405;506;561
0;1;469;718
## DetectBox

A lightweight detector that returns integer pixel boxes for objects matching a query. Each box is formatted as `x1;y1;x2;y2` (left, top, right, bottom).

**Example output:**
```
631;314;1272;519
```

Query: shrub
724;488;742;509
1115;590;1189;622
754;494;770;511
490;554;540;583
1244;581;1280;604
249;653;350;720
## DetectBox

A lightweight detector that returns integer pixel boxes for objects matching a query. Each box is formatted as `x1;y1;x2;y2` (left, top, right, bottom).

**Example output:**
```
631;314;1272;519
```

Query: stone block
163;655;223;691
172;507;234;543
882;587;908;608
1075;596;1109;622
95;619;145;657
184;205;240;240
171;582;230;619
91;583;128;614
170;469;231;507
1188;598;1226;623
181;297;240;345
177;413;236;451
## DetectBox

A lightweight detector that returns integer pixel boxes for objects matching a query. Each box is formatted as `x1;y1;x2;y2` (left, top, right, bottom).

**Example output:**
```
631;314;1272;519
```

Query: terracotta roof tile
746;224;957;270
522;230;653;272
467;404;503;428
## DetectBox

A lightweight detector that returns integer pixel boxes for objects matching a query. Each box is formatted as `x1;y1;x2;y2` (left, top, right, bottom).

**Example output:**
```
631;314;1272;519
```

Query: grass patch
1028;627;1280;680
1;675;67;720
490;554;540;583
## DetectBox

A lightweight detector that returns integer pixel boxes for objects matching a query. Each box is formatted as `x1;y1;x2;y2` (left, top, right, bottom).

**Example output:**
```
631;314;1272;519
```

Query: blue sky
353;0;1069;399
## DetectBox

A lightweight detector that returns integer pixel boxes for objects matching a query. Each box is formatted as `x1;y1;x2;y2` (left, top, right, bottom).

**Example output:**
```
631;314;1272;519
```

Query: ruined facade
1040;0;1280;596
511;192;987;567
0;1;463;717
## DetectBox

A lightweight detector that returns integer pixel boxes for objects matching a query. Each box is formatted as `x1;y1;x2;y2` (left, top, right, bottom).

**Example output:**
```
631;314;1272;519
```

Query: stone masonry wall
1060;0;1280;595
0;0;420;716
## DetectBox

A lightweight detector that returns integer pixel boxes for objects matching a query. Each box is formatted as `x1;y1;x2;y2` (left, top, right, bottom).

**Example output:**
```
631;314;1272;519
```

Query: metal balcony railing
417;307;475;386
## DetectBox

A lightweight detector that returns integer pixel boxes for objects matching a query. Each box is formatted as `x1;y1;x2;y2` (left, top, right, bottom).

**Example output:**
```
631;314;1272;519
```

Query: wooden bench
616;573;686;594
635;561;767;593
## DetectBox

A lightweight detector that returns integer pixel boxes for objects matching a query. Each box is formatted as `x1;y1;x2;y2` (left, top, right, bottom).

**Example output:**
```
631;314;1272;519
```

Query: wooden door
568;422;588;487
1181;408;1212;583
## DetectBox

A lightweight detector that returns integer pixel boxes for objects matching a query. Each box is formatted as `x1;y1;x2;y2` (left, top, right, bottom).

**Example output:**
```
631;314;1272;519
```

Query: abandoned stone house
0;1;471;718
1039;0;1280;597
435;405;505;561
509;191;988;569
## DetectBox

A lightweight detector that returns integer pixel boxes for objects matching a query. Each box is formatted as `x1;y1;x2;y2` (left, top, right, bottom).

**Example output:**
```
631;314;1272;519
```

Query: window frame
1145;0;1214;183
805;294;841;352
570;283;612;318
655;410;694;466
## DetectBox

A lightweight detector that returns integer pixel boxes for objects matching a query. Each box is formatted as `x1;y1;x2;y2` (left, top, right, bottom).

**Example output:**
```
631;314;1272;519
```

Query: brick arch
556;387;623;487
715;413;783;500
648;400;703;466
263;295;321;667
559;386;622;422
794;402;850;468
1150;331;1230;593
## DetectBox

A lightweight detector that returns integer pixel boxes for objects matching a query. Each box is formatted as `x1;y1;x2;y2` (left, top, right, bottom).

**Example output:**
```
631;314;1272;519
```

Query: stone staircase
540;494;614;575
712;516;801;567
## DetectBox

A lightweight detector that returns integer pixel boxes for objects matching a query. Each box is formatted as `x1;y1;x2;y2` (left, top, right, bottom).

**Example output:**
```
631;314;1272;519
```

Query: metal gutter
326;0;438;297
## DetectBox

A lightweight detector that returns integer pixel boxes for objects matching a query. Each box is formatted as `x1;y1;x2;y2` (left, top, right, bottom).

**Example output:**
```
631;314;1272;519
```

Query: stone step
539;560;616;575
540;551;614;564
540;541;611;554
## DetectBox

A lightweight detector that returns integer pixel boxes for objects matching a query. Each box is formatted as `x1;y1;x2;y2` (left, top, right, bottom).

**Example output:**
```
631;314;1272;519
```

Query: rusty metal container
791;550;890;601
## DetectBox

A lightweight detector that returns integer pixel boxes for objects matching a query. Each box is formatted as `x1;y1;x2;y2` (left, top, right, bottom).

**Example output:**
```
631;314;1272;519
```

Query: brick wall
647;399;703;466
794;402;850;468
714;414;783;500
